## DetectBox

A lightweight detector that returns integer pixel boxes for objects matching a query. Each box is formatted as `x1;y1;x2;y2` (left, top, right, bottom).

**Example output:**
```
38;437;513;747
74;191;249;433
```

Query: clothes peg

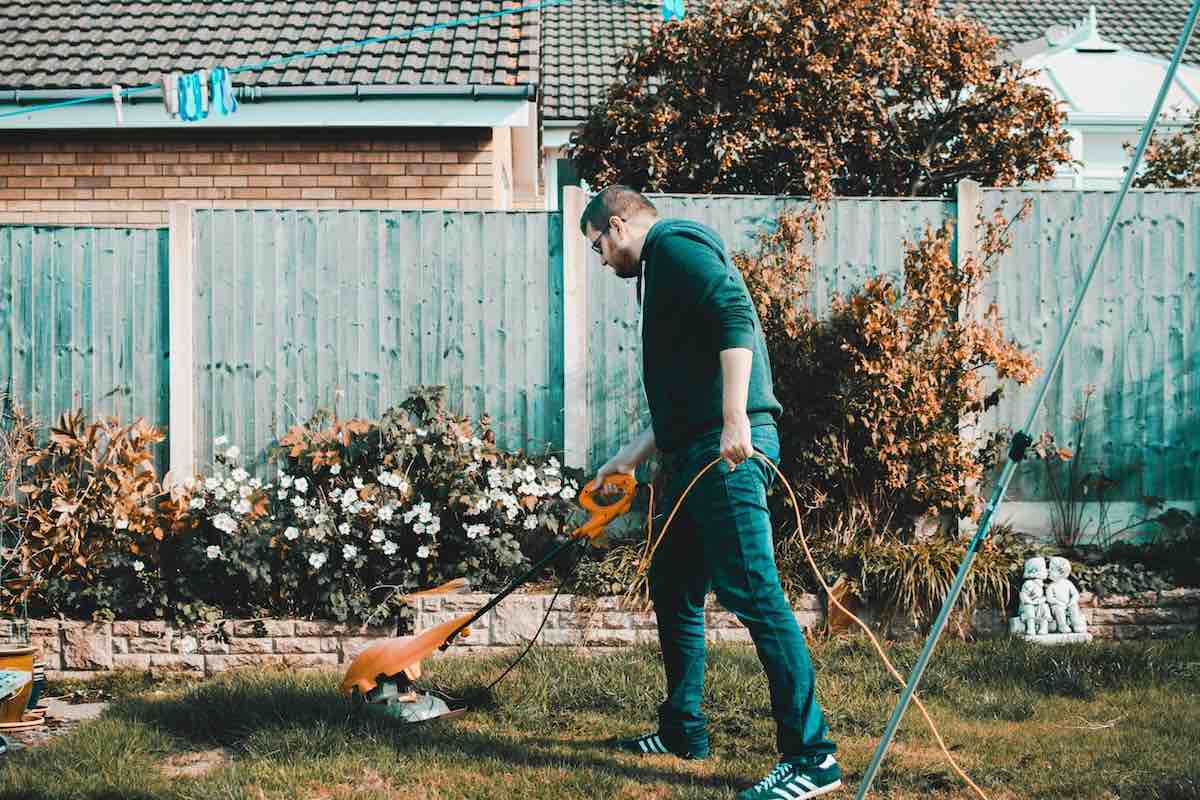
662;0;685;21
210;67;238;116
160;71;181;118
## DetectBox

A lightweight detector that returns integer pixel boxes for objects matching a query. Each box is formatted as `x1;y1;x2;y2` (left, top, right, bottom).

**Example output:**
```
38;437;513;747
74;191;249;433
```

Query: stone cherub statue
1017;556;1051;636
1046;556;1087;634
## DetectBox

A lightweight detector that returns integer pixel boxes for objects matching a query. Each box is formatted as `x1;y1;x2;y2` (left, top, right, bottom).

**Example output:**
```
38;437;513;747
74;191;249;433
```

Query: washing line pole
854;2;1200;797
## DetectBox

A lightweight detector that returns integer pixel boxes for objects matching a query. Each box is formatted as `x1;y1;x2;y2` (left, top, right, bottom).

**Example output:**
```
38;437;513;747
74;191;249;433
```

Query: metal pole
855;3;1200;796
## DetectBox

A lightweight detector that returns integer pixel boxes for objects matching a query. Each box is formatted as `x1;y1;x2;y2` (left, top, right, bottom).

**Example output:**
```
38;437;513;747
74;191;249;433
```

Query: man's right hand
590;458;636;496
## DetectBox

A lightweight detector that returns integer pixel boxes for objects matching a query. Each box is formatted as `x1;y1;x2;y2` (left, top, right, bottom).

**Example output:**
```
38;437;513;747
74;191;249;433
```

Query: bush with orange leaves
568;0;1071;199
1133;108;1200;188
737;207;1039;534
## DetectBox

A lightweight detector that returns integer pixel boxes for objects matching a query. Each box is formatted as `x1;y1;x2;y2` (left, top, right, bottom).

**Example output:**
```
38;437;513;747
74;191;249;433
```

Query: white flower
331;488;343;500
294;477;309;494
225;446;240;461
233;499;252;515
189;497;206;510
314;512;329;525
426;517;440;534
214;487;227;502
308;552;327;568
559;486;576;501
370;529;385;543
295;506;311;520
524;515;538;530
342;544;358;559
206;545;221;559
278;490;289;500
353;477;364;490
341;488;358;507
214;435;228;447
284;526;300;541
280;474;294;489
377;504;394;522
177;635;197;654
309;527;326;542
416;428;427;437
291;495;305;508
223;480;236;492
506;507;519;521
204;477;221;491
239;485;253;499
132;560;145;572
416;545;430;559
467;523;489;540
382;540;398;556
330;463;341;475
338;522;351;536
231;468;249;483
249;478;262;489
212;513;237;533
413;522;425;535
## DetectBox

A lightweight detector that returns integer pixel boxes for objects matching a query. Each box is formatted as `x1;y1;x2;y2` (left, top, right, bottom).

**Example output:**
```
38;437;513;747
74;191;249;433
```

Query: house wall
0;127;499;226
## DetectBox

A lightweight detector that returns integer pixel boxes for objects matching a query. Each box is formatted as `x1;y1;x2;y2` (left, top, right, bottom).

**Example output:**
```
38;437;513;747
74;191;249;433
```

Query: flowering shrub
172;386;585;623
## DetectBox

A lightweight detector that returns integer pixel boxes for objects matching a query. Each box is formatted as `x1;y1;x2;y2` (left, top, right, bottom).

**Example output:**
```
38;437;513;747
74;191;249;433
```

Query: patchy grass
4;635;1200;799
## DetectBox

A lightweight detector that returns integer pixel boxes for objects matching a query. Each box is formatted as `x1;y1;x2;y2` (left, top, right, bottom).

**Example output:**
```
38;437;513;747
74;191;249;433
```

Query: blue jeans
649;424;837;761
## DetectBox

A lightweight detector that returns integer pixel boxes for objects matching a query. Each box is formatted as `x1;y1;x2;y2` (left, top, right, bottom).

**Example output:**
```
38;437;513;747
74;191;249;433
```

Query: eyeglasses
589;217;625;255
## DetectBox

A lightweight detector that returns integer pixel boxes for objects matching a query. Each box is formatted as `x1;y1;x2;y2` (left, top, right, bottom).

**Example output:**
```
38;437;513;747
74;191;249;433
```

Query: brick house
1;0;1196;225
0;1;545;225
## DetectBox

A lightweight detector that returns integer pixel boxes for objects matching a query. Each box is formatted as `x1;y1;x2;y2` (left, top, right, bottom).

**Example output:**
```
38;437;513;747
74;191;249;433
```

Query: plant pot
0;646;34;724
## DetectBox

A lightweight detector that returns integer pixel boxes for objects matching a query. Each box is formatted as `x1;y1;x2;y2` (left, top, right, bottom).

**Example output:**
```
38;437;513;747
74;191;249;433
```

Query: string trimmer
339;473;637;723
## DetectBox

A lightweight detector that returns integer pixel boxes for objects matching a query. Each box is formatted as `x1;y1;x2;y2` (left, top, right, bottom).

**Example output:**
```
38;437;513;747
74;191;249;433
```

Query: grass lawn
3;634;1199;799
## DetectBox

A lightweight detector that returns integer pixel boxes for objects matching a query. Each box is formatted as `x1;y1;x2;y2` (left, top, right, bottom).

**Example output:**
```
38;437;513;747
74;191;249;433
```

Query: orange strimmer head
339;475;640;719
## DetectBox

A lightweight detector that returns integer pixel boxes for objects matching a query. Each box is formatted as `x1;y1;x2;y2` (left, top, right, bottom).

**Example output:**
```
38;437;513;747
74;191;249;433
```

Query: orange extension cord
630;453;987;800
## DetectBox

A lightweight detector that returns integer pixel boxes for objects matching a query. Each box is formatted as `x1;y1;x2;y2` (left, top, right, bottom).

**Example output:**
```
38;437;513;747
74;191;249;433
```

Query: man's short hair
579;185;657;235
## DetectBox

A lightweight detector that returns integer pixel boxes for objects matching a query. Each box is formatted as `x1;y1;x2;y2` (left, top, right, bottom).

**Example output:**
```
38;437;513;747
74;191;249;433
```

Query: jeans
648;423;837;761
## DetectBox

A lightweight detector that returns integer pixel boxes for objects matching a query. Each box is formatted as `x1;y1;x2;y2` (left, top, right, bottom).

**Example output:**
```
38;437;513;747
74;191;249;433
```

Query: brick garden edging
24;589;1200;680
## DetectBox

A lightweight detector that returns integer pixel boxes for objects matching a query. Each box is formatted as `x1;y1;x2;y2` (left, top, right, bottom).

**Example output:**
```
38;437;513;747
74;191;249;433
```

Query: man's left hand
720;412;753;471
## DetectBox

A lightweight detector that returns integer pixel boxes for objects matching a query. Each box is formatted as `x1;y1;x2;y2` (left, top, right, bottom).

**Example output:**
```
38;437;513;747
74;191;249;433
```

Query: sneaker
736;755;842;799
612;730;707;760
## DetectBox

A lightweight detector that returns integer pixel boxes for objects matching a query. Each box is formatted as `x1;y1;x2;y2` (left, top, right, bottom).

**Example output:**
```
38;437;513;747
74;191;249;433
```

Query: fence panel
190;208;564;471
0;225;169;464
980;189;1199;502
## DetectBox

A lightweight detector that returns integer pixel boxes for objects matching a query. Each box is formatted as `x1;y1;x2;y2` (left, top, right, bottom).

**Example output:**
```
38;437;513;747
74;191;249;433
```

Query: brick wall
0;127;497;226
17;589;1199;679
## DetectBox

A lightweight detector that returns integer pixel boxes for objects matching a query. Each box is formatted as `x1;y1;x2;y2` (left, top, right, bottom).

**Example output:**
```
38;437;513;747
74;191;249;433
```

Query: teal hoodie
638;219;782;452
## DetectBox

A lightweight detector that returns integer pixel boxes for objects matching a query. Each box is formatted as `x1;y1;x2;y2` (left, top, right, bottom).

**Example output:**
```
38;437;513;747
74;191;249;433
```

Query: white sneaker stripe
772;787;799;800
639;738;649;753
653;736;668;753
818;755;837;769
796;776;819;792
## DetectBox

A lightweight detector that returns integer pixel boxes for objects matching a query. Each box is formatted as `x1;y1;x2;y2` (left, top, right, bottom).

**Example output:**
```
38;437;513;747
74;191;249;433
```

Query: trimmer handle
574;473;638;541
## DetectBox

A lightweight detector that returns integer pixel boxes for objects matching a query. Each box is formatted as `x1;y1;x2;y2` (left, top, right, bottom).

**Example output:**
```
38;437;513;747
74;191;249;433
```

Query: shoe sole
799;780;842;798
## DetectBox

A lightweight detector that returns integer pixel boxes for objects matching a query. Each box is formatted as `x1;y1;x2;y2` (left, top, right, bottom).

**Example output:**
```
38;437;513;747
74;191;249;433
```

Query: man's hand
591;457;636;496
720;411;753;471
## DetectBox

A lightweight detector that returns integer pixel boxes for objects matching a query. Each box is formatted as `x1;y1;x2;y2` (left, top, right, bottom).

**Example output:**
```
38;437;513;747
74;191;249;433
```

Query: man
582;186;840;799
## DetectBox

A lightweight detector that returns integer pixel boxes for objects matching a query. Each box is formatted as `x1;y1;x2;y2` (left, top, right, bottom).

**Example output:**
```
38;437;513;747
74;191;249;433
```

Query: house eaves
0;83;536;130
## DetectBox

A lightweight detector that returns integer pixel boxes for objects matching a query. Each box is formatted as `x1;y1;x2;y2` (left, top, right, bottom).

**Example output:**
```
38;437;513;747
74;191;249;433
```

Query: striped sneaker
612;730;707;760
736;755;842;799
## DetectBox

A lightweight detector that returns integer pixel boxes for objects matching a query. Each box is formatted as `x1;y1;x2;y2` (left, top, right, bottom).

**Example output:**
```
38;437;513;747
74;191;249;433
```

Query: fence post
561;186;590;470
167;202;195;487
955;179;985;522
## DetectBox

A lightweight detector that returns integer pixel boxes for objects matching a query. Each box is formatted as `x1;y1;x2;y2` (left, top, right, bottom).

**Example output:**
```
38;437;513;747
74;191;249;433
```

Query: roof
540;0;1200;122
942;1;1199;66
0;1;540;91
541;0;658;122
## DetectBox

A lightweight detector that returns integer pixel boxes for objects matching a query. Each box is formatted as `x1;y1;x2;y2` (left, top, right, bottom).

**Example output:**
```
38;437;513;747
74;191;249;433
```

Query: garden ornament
340;474;638;722
1046;556;1087;635
1017;556;1051;636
